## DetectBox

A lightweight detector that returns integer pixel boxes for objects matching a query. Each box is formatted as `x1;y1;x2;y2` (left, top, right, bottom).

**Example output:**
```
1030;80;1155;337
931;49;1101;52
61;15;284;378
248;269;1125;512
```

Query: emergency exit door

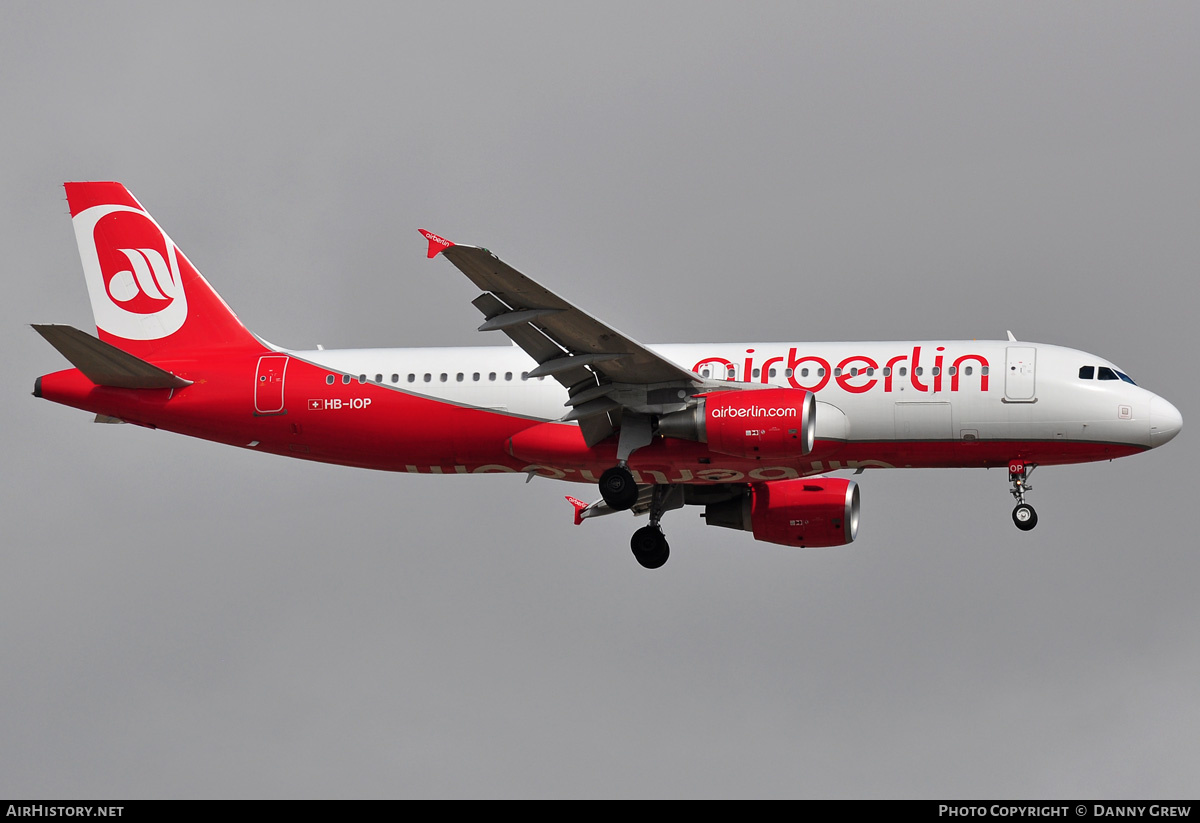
1004;347;1036;401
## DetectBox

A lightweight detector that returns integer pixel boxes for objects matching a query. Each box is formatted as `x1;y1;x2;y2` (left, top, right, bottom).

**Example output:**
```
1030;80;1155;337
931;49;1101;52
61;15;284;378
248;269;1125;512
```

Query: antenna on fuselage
1006;330;1018;342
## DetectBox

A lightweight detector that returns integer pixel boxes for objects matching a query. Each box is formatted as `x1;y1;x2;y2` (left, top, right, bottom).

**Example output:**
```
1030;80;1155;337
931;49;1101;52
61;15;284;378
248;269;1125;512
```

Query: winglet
418;229;455;259
565;495;589;526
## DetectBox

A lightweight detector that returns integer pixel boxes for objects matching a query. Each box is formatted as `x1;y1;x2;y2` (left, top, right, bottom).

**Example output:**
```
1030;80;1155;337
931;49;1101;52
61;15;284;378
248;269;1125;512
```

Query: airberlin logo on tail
73;204;188;340
108;248;175;305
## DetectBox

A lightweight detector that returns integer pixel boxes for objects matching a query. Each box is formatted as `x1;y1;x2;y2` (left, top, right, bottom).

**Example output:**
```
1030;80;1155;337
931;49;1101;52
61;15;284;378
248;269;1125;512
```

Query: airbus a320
33;183;1183;568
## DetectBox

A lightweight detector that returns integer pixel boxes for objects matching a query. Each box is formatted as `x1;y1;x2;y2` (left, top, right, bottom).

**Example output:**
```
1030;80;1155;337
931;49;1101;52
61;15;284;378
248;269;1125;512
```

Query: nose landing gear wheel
631;525;670;569
599;465;638;511
1012;503;1038;531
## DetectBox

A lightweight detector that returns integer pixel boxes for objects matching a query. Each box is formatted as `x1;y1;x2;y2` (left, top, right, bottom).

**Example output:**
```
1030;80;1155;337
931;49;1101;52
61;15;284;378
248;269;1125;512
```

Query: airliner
33;182;1183;568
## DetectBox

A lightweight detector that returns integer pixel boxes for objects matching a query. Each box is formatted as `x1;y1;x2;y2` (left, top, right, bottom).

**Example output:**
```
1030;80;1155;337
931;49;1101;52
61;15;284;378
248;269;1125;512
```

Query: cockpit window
1097;367;1118;381
1117;371;1136;385
1079;366;1095;380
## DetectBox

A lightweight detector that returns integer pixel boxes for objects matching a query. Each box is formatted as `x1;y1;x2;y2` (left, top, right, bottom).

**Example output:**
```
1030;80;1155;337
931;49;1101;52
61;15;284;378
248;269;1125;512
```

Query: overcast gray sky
3;1;1197;799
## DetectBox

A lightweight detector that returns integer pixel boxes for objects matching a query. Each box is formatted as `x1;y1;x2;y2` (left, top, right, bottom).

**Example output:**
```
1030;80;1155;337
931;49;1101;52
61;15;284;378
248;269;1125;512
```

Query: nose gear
1008;461;1038;531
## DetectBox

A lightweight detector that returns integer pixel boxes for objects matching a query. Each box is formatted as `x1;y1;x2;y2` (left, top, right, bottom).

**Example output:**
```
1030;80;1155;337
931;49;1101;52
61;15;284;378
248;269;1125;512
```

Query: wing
420;230;712;447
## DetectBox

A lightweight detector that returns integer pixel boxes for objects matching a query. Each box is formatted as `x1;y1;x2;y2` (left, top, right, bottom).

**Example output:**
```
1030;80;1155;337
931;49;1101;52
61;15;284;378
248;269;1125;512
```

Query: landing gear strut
629;485;683;569
1008;460;1038;531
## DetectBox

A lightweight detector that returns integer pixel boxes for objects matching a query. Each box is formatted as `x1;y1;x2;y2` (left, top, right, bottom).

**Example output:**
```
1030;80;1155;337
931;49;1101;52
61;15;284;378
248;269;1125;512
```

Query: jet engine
657;388;815;459
703;477;860;548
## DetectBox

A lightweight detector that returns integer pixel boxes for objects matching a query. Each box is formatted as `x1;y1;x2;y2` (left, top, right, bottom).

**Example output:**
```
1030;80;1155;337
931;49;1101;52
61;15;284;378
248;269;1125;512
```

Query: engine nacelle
703;477;860;548
657;388;815;459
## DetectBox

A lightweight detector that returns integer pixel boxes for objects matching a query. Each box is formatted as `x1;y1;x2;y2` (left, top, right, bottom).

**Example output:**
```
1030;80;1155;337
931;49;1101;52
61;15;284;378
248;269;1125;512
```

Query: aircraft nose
1149;395;1183;447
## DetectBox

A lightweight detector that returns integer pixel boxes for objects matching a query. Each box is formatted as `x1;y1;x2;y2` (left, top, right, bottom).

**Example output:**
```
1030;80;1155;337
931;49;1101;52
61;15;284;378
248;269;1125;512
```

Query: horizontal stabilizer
32;324;192;389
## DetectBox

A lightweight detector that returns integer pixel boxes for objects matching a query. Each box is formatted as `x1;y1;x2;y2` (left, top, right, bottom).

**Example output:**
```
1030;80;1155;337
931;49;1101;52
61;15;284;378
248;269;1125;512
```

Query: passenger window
1079;366;1095;380
473;372;480;381
375;374;382;383
407;374;415;383
817;368;825;377
489;372;496;381
752;368;761;378
700;368;710;378
915;367;923;376
882;367;891;377
505;372;513;381
964;366;973;376
800;368;809;377
768;368;777;378
358;374;367;384
326;375;335;385
342;374;351;385
834;368;843;377
980;367;989;376
439;373;448;382
456;373;464;382
391;374;399;383
423;373;432;383
931;366;940;376
521;372;528;380
947;366;956;376
785;368;793;378
1098;367;1118;381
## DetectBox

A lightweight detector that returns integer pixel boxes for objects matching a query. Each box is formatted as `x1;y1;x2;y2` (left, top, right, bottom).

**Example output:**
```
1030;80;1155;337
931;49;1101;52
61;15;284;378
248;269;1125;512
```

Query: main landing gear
628;485;684;570
599;465;638;511
631;524;669;569
601;415;652;513
1008;460;1038;531
598;465;674;569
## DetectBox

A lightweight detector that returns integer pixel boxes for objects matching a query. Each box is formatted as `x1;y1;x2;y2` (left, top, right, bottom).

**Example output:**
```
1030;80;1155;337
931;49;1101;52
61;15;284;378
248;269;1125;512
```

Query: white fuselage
292;339;1179;452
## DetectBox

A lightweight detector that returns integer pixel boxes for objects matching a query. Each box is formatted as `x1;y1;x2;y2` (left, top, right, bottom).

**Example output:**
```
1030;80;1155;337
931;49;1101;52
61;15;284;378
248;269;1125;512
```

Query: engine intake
658;388;815;459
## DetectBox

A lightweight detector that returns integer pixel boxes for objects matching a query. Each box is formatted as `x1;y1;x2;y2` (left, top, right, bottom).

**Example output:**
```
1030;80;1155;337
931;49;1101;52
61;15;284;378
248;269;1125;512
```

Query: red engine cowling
657;388;815;459
703;477;860;548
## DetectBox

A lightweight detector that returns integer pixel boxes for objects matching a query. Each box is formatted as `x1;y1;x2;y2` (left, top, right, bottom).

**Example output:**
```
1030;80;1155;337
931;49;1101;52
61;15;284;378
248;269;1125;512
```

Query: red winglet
565;496;589;526
418;228;454;259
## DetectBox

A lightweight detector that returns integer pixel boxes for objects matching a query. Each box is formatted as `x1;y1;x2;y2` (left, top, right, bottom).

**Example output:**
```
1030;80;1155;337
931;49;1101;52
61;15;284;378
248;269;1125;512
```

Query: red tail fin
65;182;263;360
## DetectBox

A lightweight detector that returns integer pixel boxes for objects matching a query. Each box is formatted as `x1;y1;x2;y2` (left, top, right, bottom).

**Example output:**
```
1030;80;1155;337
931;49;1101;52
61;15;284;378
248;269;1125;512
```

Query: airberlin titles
694;345;990;394
709;403;798;418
